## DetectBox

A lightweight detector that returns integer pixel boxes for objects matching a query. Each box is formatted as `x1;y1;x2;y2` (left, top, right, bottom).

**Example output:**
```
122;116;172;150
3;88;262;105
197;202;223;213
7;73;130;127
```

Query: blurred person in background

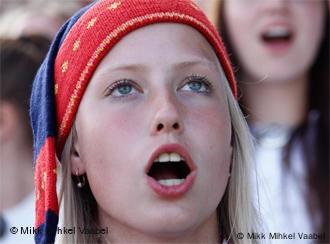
0;0;91;39
217;0;329;242
0;35;50;244
193;0;220;25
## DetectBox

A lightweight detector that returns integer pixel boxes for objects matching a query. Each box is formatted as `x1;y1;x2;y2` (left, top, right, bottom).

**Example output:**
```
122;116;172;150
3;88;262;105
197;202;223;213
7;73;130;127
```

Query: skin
223;0;326;126
71;23;232;243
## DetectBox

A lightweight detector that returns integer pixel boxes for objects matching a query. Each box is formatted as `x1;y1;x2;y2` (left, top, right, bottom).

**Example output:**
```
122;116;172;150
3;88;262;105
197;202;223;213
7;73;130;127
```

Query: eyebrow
106;58;219;73
174;59;218;71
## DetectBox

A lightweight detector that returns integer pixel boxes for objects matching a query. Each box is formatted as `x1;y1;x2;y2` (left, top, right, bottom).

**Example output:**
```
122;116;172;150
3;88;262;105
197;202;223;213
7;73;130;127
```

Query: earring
75;168;85;188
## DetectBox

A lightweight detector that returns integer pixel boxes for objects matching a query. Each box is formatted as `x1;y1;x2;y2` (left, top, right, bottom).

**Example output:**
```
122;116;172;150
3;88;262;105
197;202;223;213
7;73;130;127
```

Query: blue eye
106;79;140;97
187;81;204;92
117;84;133;95
180;75;211;93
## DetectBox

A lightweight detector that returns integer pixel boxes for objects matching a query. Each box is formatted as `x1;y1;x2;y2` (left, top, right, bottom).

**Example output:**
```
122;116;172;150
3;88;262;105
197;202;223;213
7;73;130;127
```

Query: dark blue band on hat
30;2;95;163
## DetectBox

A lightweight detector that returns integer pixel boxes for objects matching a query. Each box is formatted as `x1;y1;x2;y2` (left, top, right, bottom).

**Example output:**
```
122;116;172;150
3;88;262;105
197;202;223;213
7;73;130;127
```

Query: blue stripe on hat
30;2;95;162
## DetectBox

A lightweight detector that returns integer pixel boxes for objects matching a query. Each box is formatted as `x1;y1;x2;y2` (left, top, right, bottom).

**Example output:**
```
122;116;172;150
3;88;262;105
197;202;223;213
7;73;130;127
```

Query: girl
218;0;329;242
30;0;258;243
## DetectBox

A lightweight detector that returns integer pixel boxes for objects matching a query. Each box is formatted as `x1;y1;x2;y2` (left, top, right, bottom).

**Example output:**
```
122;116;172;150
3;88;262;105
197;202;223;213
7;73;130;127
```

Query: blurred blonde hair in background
0;0;91;39
194;0;220;26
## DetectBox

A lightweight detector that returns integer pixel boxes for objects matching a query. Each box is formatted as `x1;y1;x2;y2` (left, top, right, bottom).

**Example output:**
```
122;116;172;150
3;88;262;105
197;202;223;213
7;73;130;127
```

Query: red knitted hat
31;0;237;243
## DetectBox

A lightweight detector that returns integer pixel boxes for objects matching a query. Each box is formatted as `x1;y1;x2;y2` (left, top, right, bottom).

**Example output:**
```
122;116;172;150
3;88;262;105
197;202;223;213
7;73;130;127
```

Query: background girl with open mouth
218;0;329;242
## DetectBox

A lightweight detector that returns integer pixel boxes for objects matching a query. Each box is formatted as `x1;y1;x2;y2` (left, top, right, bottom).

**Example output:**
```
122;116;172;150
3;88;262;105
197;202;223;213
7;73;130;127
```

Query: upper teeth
154;152;183;163
264;27;290;38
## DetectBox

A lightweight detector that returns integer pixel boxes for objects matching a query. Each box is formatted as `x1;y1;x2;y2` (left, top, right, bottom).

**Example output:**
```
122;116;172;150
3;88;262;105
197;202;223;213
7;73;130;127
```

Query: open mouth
147;152;191;186
261;27;294;45
145;144;196;197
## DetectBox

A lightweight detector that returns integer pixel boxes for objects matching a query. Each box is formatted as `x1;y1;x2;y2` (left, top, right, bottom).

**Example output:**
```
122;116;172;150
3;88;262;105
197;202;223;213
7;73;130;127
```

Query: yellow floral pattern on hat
87;17;97;29
73;39;80;51
61;60;69;73
108;1;121;10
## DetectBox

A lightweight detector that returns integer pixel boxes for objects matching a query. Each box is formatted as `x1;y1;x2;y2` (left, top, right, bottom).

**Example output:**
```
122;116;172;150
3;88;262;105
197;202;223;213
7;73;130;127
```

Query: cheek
75;106;147;205
224;3;256;61
289;3;325;76
186;100;231;201
297;4;325;52
77;104;146;157
186;99;231;156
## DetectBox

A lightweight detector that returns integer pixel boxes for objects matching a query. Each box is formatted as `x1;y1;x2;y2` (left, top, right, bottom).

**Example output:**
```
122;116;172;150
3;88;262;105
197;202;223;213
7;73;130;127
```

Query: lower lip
262;39;293;55
146;171;197;198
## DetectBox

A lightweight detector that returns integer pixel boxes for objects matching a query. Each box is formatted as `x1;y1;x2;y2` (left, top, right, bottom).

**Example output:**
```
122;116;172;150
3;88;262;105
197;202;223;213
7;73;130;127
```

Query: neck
0;143;34;211
99;210;219;243
241;74;308;127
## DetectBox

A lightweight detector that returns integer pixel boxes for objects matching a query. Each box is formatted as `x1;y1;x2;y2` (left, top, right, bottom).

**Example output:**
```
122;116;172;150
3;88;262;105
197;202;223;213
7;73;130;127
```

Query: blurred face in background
223;0;326;83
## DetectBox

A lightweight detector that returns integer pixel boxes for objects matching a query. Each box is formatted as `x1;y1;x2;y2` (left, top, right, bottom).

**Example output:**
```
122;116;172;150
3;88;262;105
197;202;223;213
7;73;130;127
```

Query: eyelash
105;74;212;98
181;74;213;94
104;79;140;97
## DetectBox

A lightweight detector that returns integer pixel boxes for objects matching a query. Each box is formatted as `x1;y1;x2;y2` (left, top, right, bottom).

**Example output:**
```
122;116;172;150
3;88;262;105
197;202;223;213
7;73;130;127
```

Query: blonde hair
58;76;259;244
0;1;84;39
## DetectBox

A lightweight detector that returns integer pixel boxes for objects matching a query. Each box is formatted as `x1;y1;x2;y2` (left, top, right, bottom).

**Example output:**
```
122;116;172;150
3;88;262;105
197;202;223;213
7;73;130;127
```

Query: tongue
148;162;191;180
153;169;178;180
262;34;291;44
264;38;289;44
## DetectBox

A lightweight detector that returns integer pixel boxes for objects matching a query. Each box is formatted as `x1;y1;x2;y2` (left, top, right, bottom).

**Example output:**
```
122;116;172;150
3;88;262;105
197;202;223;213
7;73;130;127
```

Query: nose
263;0;289;15
150;94;183;136
265;0;286;5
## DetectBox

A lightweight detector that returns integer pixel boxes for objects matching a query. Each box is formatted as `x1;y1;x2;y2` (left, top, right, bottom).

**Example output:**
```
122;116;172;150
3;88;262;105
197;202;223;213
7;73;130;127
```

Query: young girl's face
73;23;232;237
224;0;326;82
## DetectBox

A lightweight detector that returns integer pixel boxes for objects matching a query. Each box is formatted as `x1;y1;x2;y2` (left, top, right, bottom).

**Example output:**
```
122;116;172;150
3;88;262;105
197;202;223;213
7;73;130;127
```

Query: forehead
95;23;222;72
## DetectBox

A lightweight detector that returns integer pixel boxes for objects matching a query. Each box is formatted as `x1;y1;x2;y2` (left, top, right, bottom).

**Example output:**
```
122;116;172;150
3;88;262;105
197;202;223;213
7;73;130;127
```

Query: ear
0;103;18;143
70;129;86;176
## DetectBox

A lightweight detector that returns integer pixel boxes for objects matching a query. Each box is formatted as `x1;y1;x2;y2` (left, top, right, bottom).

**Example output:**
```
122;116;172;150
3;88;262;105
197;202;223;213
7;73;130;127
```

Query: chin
140;221;196;239
136;209;199;237
267;71;304;83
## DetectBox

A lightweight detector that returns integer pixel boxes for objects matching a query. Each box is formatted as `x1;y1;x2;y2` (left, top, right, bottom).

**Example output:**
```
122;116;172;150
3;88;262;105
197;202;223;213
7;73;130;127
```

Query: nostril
173;122;180;130
157;124;164;131
155;122;180;132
